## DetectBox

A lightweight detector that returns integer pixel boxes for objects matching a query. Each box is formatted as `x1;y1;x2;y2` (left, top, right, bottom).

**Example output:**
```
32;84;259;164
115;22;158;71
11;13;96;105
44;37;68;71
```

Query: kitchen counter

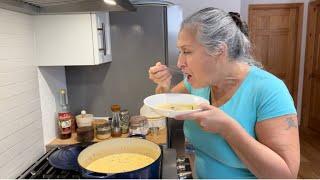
46;127;167;149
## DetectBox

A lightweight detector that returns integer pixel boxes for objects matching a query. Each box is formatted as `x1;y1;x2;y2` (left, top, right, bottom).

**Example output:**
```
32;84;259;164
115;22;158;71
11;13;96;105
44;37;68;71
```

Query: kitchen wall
38;67;67;144
167;0;241;18
66;6;166;116
0;8;44;178
241;0;312;120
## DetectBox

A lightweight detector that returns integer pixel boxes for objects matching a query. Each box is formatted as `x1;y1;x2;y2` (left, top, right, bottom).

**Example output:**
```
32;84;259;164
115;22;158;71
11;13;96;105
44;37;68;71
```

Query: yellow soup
86;153;155;173
156;103;198;111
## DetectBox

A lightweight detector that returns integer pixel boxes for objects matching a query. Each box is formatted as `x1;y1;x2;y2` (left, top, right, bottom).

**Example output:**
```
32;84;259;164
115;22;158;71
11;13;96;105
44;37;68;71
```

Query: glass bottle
57;89;73;139
120;109;130;134
111;104;122;137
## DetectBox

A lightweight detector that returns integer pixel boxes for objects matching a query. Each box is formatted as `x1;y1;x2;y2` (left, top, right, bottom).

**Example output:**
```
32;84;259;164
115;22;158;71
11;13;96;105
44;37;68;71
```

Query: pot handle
82;172;115;179
128;134;146;139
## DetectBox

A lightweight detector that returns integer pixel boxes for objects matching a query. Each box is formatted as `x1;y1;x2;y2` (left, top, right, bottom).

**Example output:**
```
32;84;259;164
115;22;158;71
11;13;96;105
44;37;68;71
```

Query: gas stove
17;146;193;179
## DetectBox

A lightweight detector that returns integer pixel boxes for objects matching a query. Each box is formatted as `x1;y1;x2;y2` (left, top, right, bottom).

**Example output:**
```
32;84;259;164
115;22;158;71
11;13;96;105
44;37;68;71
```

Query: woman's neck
211;63;250;105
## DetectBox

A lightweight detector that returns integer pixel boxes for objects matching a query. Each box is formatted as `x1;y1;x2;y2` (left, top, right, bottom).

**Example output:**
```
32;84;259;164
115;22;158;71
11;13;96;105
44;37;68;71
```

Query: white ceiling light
104;0;117;5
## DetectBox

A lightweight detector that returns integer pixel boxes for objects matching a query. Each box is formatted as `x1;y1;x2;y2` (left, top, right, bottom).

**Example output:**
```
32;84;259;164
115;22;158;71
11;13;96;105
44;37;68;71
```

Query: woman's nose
177;54;186;69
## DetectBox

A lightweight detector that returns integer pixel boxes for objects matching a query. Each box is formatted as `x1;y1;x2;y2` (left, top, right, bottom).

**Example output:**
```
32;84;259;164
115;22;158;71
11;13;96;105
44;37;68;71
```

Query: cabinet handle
97;23;107;56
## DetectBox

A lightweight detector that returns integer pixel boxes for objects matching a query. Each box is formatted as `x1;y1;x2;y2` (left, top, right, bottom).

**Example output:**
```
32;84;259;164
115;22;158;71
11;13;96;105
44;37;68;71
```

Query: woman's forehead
177;28;198;48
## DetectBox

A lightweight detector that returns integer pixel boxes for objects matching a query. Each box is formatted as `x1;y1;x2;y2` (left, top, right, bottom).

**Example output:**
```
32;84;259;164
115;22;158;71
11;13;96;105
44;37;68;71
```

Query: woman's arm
176;104;300;178
223;114;300;178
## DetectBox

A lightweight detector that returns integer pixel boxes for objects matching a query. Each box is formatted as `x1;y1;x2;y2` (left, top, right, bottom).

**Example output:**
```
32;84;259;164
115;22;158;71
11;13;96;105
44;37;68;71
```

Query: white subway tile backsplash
0;46;34;59
0;108;41;140
0;79;38;99
0;8;44;178
0;68;37;86
0;89;39;114
0;61;33;73
0;119;41;154
4;140;43;178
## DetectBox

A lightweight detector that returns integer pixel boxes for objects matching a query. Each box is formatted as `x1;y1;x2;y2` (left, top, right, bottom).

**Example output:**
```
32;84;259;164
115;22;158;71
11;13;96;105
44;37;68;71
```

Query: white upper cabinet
35;13;112;66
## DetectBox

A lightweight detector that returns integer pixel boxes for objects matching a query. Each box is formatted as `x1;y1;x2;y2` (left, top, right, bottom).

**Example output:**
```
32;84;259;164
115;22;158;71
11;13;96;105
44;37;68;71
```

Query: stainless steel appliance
65;5;184;149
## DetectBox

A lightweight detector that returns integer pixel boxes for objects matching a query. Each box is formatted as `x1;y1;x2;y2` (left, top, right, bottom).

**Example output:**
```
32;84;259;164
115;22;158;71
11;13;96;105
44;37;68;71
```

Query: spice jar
129;115;149;135
92;119;108;138
120;109;130;134
96;122;111;140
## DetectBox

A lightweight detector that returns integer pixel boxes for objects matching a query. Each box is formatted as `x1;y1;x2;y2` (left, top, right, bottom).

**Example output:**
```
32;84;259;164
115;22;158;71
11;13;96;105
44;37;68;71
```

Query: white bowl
143;93;209;118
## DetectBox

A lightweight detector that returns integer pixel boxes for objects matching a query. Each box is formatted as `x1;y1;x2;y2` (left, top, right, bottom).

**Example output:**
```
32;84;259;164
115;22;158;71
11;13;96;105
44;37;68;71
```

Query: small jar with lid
96;122;111;140
129;115;149;135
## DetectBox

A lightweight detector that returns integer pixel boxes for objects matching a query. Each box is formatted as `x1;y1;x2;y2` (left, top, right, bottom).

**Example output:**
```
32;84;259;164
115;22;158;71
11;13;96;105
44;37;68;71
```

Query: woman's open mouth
183;72;192;81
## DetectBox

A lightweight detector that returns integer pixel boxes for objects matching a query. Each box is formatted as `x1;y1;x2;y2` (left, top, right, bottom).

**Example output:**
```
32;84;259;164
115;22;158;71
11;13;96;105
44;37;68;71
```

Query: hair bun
228;12;249;37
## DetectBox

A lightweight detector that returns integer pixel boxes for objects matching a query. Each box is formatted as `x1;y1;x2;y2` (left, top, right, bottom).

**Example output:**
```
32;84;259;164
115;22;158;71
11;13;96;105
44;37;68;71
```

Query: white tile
0;8;44;178
0;68;37;86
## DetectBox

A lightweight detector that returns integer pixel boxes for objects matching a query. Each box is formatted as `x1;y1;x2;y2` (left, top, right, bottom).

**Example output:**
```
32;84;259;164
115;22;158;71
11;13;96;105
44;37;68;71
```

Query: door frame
248;3;304;105
302;0;320;129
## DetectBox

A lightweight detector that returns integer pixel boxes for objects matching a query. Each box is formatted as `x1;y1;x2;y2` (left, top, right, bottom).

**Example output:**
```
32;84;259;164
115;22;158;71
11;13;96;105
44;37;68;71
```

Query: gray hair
181;7;262;67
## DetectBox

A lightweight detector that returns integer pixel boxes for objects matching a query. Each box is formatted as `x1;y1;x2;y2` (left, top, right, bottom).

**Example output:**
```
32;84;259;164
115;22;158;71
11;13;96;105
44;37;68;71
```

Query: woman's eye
179;51;191;55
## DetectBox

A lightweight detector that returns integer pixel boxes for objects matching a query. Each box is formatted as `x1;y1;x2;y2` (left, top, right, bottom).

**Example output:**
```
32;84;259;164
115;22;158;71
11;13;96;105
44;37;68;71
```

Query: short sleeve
257;79;297;122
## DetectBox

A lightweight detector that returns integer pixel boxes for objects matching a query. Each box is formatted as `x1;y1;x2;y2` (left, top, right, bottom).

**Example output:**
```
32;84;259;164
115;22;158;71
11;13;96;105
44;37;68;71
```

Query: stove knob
177;165;186;171
178;171;193;179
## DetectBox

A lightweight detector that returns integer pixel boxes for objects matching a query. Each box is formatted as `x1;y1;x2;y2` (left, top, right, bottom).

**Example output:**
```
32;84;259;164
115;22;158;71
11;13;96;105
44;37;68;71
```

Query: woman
148;8;300;178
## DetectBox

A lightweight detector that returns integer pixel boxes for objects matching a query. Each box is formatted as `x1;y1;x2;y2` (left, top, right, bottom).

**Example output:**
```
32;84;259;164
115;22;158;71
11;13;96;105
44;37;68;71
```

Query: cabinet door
91;13;112;64
35;14;95;66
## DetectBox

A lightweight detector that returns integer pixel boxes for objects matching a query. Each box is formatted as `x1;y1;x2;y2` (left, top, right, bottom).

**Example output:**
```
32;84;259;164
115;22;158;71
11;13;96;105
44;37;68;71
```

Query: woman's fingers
174;104;215;120
199;103;215;110
175;111;203;120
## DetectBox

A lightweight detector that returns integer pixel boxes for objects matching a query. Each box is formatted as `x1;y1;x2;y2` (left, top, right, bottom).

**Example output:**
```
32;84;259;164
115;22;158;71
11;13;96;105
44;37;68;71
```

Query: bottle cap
111;104;121;112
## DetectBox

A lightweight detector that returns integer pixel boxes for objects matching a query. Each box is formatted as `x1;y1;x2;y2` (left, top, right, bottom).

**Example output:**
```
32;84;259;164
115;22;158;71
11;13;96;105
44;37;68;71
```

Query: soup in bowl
144;93;209;118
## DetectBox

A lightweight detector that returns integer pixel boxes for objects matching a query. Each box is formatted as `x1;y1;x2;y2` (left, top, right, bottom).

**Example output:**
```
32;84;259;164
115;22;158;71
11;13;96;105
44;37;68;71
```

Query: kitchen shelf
46;127;167;149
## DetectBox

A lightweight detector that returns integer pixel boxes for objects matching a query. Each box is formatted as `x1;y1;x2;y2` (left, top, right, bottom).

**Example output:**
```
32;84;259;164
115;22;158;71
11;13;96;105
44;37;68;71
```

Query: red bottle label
58;112;72;134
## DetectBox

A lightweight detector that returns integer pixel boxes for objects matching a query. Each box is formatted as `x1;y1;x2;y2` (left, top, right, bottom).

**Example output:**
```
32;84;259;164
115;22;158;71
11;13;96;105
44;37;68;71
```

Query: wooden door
302;0;320;133
249;4;303;104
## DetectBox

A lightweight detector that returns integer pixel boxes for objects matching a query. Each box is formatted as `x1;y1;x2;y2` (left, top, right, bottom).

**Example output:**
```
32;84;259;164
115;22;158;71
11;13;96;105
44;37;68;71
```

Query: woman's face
177;27;223;88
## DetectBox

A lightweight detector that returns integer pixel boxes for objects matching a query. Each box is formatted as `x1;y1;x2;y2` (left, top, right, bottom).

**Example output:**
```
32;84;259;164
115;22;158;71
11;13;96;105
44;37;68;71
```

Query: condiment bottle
111;104;122;137
57;89;73;139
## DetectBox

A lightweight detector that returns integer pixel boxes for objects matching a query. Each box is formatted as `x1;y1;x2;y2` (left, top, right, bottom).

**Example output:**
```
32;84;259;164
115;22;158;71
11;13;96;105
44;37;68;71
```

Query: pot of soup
77;138;162;178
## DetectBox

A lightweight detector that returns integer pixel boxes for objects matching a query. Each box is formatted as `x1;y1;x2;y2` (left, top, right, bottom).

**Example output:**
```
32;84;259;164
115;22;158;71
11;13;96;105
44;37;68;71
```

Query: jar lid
120;109;129;115
92;119;108;126
111;104;121;112
130;115;147;124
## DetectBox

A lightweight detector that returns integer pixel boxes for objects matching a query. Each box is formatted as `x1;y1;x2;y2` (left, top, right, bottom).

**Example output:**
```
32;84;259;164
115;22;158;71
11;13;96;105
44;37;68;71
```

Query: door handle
97;23;107;56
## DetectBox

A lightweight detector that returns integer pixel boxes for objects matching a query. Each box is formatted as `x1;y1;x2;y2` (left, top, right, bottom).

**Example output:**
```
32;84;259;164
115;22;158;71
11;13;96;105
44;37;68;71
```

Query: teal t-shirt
183;66;296;179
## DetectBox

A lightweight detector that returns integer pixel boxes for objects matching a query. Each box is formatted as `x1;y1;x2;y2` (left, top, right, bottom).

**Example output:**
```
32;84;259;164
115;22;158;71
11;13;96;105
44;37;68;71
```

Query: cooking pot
77;137;162;179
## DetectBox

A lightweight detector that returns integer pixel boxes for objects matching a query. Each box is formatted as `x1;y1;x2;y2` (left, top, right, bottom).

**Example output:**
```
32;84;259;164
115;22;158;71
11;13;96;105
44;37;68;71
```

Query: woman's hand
149;62;172;90
175;103;236;136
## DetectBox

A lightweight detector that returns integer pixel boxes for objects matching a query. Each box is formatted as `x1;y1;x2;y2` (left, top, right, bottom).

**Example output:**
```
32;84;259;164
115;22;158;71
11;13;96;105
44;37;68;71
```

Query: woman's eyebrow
177;45;193;49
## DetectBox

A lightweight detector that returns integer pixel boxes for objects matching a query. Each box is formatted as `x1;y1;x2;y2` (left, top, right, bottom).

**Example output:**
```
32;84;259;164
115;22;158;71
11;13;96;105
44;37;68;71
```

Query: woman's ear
212;42;228;60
